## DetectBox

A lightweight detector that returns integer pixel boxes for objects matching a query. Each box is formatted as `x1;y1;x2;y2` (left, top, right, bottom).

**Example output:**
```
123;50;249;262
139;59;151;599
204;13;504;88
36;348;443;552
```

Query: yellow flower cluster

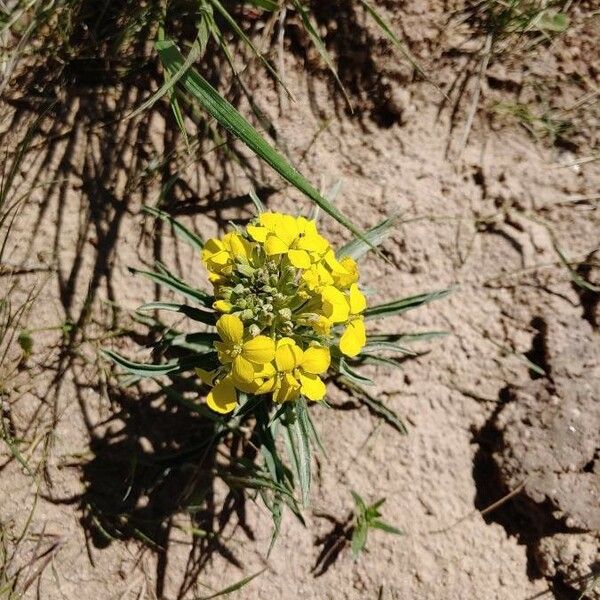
199;212;367;413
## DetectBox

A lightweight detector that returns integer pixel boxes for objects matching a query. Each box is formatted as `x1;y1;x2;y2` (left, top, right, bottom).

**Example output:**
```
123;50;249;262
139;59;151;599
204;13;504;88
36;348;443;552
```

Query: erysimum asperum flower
105;204;449;519
199;212;367;413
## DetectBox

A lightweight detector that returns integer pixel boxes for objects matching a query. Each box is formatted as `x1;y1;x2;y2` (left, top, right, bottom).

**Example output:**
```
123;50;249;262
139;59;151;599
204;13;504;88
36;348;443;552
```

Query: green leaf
337;215;396;260
338;358;373;385
364;288;452;320
129;267;212;306
143;205;204;250
166;331;219;352
291;0;351;109
196;568;266;600
248;189;265;213
155;39;367;243
102;350;213;378
102;349;182;377
244;0;279;10
554;245;600;293
138;302;216;324
207;0;291;96
351;490;367;514
358;0;431;86
370;519;403;535
535;10;569;33
338;377;408;435
351;520;368;558
295;399;313;507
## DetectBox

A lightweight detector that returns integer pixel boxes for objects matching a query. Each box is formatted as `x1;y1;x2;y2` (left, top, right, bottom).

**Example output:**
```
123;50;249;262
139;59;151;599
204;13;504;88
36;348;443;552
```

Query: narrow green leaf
102;349;182;377
351;490;367;514
245;0;278;10
364;288;452;320
102;350;213;378
338;377;408;435
138;302;216;324
367;331;449;344
291;0;351;108
370;519;403;535
167;331;219;352
351;520;368;558
338;358;373;385
295;399;312;507
337;215;397;260
196;568;266;600
129;267;212;306
248;189;265;213
363;341;417;355
143;205;204;250
554;245;600;292
207;0;291;96
358;0;431;86
156;39;367;242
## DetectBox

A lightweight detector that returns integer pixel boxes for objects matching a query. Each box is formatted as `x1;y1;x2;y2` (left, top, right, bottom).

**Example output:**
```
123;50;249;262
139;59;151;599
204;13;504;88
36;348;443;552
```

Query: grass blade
291;0;352;109
156;39;367;242
196;568;266;600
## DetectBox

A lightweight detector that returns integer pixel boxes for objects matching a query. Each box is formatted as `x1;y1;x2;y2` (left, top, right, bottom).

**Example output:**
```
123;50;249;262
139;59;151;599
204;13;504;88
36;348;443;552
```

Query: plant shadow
76;372;260;599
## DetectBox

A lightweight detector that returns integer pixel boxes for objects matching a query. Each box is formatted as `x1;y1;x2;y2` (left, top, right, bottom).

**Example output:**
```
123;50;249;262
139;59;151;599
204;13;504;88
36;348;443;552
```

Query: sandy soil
1;1;599;599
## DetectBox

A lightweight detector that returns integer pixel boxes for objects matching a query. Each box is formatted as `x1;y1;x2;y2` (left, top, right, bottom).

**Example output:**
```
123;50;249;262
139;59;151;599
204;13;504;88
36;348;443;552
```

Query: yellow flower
248;213;330;270
339;317;366;357
333;256;359;288
195;368;238;414
213;314;276;386
321;285;350;323
266;338;331;402
339;283;367;357
201;232;252;275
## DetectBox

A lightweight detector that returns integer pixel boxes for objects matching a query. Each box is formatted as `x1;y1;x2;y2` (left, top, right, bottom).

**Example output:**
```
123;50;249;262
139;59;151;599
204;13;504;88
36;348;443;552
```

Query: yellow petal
195;368;215;385
206;378;237;414
288;249;311;269
242;335;276;364
349;283;367;314
299;372;326;401
335;256;359;287
247;224;268;242
323;249;348;274
339;318;366;357
224;233;251;259
321;285;350;323
264;234;289;255
214;341;233;364
275;338;304;372
278;215;299;245
297;233;329;254
213;299;232;313
272;372;301;403
259;212;281;231
232;355;256;384
216;314;244;344
301;346;331;374
202;238;224;258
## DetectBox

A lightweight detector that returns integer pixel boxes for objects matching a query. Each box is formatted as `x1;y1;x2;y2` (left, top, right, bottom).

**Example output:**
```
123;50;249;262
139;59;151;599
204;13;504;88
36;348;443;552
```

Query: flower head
200;212;367;412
